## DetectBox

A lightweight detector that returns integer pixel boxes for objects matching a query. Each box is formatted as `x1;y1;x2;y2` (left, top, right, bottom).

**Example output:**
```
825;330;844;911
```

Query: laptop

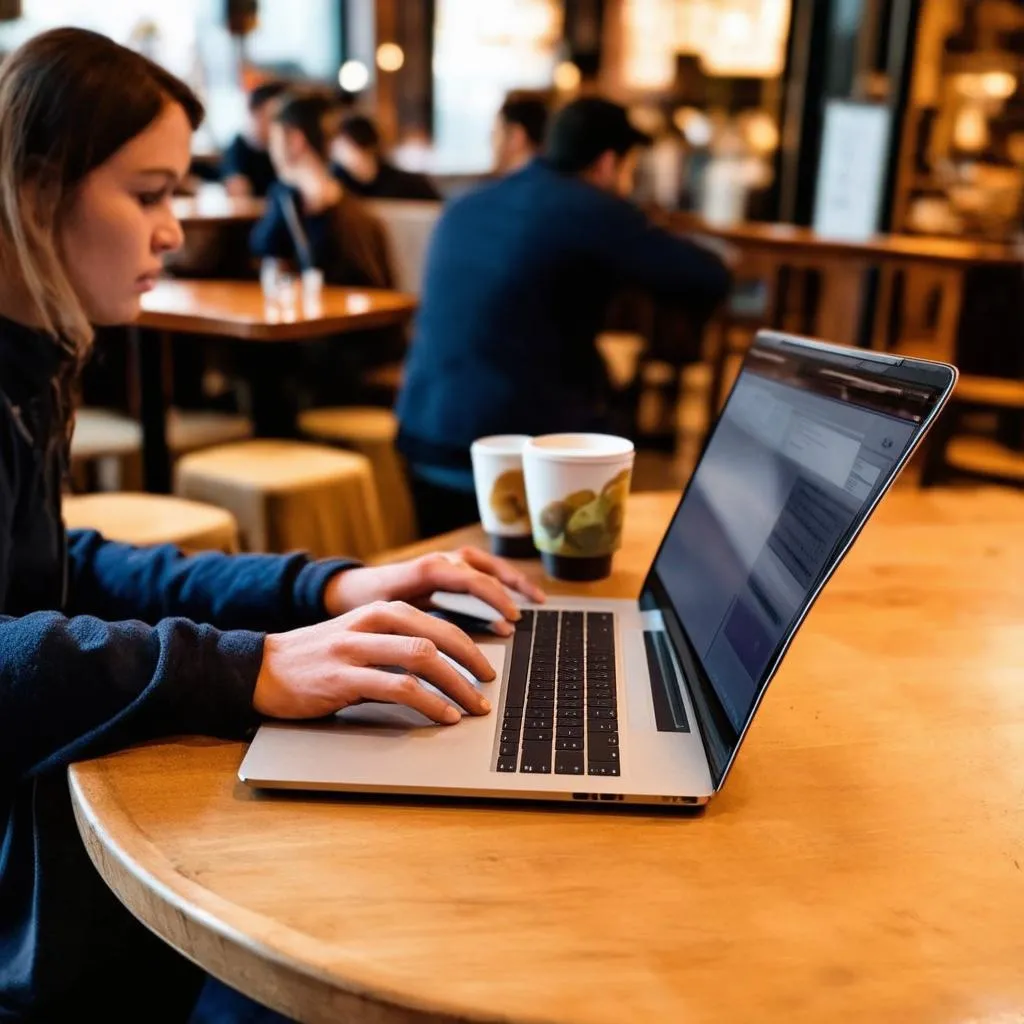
240;331;956;806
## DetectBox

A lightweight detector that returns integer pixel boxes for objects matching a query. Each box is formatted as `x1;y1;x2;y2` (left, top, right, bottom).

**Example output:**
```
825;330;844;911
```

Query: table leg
247;343;301;438
132;326;172;493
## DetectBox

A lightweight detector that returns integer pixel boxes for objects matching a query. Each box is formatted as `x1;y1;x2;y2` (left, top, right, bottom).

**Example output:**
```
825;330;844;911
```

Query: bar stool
71;407;253;492
298;407;416;548
62;493;239;552
174;440;387;559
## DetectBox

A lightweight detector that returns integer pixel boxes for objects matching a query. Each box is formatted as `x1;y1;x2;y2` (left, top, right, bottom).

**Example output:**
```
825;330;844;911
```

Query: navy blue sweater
396;159;732;471
0;317;353;1020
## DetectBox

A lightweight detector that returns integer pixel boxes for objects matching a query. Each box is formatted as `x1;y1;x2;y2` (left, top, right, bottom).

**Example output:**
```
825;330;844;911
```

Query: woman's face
58;101;192;326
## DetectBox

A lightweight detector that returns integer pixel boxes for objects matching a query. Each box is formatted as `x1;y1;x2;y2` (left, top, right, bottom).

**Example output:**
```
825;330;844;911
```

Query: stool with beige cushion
63;492;239;552
298;407;416;549
174;440;386;559
71;407;253;492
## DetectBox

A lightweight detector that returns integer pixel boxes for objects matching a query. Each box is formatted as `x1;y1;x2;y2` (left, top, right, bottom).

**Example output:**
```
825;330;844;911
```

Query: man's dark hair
248;80;288;112
498;91;549;147
544;96;652;175
273;93;331;158
338;114;381;153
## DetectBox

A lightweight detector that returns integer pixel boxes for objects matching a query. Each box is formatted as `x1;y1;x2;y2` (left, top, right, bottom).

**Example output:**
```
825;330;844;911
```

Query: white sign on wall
813;100;892;241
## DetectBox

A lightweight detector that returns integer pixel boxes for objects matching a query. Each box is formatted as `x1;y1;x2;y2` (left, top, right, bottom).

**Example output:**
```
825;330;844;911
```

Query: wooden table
171;192;266;228
671;212;1024;352
131;279;416;492
69;489;1024;1024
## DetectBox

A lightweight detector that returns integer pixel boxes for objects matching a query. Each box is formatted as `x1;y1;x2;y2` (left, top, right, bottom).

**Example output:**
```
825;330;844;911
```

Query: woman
0;28;543;1023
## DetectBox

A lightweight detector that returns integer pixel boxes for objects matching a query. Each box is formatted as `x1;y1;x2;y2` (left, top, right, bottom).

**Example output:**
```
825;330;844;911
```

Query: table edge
67;754;520;1024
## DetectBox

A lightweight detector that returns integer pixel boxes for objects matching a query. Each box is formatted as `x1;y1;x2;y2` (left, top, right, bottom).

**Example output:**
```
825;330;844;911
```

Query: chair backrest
366;199;442;296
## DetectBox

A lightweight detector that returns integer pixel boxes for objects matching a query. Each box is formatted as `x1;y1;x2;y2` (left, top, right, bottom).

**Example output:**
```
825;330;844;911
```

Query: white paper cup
470;435;536;558
522;433;634;581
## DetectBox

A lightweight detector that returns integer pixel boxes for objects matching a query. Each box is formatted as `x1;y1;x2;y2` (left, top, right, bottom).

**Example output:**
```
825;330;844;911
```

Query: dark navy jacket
0;317;352;1020
396;159;732;471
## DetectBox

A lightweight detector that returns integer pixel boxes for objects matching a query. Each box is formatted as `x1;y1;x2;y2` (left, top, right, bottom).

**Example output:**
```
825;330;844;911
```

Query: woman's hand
323;547;546;636
254;600;496;723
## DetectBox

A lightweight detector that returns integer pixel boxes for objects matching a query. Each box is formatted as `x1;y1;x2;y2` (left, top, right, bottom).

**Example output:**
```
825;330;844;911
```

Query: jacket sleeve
0;609;264;784
66;529;357;632
249;185;294;259
589;197;733;318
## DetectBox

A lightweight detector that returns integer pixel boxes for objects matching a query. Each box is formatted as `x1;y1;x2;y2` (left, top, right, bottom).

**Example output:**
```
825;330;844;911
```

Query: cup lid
471;434;533;455
524;433;634;462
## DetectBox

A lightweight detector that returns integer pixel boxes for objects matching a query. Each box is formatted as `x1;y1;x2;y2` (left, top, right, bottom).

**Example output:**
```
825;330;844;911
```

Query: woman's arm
0;609;263;782
66;529;357;631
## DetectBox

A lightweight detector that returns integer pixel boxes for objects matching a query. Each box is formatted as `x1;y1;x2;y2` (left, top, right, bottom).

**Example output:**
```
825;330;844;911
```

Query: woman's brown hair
0;27;203;370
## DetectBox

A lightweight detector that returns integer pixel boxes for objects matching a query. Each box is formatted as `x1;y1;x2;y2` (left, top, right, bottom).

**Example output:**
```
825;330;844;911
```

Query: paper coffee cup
522;433;634;581
470;435;536;558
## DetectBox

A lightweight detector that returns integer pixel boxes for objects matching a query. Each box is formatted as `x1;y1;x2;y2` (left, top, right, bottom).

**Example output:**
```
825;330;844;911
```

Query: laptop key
556;738;583;751
590;708;617;720
523;728;553;742
500;743;518;757
555;751;585;775
588;736;619;763
556;725;584;739
496;758;518;772
589;720;616;733
588;763;620;776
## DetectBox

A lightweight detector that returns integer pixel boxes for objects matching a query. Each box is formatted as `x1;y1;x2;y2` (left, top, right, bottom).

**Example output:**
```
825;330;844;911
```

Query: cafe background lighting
376;42;405;73
554;60;581;91
338;59;369;92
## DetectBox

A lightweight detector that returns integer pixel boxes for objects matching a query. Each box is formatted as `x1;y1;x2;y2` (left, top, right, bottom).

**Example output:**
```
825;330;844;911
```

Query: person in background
220;80;288;198
0;28;544;1023
492;90;550;175
396;97;733;538
330;114;440;201
251;95;393;287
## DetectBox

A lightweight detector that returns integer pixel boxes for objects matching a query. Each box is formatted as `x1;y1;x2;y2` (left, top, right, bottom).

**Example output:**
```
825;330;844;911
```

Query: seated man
492;89;550;175
330;114;440;201
396;97;732;539
251;95;393;288
221;80;287;198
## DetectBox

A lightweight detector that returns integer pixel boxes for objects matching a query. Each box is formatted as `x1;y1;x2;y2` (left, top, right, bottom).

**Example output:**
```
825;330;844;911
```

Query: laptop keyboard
495;610;620;777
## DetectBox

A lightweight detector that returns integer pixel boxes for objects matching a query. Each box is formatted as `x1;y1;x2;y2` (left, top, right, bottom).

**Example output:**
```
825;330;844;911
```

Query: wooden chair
174;440;387;559
920;375;1024;488
298;407;416;549
63;493;239;552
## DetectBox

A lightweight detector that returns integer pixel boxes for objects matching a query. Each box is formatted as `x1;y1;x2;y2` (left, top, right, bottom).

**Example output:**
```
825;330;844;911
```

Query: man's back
397;160;730;470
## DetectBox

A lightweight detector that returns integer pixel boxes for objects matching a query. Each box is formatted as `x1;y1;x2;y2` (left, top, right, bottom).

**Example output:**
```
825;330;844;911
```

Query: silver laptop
240;331;956;806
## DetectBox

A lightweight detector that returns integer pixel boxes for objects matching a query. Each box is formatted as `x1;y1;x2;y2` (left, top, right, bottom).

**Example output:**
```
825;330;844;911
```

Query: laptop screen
645;333;952;785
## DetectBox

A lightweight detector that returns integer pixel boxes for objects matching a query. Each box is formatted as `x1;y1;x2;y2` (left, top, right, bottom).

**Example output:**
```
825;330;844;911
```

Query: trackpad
336;644;507;729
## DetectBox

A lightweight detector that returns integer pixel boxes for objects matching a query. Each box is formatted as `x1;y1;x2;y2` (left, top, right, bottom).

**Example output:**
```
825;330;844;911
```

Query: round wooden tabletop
69;490;1024;1024
138;279;417;341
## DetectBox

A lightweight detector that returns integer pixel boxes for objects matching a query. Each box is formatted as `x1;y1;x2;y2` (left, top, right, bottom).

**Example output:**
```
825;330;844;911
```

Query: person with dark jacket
0;29;543;1024
330;114;440;201
250;97;395;288
396;97;733;538
220;80;288;198
249;94;401;416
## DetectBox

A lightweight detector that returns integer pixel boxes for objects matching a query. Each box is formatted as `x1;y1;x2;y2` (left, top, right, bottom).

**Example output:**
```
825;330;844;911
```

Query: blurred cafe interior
0;1;1024;1022
0;0;1017;519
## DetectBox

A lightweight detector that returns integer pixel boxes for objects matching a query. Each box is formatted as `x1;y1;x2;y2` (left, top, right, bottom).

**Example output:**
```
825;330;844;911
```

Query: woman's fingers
341;632;491;715
348;601;497;683
339;666;465;725
456;546;546;603
425;562;521;630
